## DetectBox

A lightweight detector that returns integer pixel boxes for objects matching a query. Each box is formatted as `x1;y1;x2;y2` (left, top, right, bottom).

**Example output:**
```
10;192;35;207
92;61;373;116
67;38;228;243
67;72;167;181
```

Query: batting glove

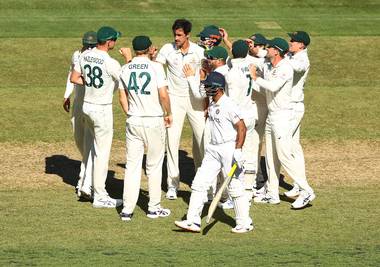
233;148;244;169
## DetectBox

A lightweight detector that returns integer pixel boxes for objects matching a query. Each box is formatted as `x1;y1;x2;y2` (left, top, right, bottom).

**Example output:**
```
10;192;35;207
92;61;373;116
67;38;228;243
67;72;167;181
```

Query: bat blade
206;163;238;224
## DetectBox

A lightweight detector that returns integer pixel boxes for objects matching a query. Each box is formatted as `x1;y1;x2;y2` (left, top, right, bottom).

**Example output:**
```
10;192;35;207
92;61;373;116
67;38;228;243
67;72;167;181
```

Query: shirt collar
132;56;150;62
230;57;245;65
174;41;197;54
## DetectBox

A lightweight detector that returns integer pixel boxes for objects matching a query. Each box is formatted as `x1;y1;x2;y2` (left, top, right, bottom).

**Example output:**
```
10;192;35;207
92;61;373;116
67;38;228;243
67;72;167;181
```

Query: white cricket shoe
174;220;201;233
253;186;266;198
218;198;234;210
284;185;301;198
147;207;171;219
291;191;316;209
231;223;254;234
93;196;123;208
120;212;133;222
166;188;177;200
253;194;280;205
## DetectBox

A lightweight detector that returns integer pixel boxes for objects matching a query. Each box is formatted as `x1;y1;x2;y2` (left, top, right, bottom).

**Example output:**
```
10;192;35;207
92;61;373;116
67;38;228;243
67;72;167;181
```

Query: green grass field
1;0;379;266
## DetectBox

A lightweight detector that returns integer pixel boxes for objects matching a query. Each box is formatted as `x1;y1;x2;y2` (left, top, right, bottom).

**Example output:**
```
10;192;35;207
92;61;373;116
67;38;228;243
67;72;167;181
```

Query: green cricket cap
249;33;267;45
132;36;152;51
267;37;289;53
204;46;228;61
97;26;121;42
288;31;310;46
197;25;221;39
232;39;249;58
82;31;97;46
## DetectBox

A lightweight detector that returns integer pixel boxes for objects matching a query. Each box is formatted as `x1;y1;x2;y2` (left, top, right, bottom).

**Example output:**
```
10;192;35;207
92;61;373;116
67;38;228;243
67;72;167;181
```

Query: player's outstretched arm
158;86;172;128
219;28;232;52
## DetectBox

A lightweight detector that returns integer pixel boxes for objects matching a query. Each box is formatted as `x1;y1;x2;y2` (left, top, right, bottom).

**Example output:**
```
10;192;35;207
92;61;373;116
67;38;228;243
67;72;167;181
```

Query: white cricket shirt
285;48;310;102
225;58;257;120
255;58;294;113
74;48;121;105
208;94;243;145
156;41;204;97
64;50;83;99
119;56;168;117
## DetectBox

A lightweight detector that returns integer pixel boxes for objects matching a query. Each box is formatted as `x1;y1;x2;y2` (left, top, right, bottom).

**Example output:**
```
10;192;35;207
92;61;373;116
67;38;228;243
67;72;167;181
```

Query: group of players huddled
63;18;314;233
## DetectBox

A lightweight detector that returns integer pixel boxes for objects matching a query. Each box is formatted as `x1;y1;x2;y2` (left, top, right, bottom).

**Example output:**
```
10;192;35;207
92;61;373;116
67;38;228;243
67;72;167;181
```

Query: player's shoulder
151;60;165;70
159;42;176;53
189;41;204;56
72;50;81;58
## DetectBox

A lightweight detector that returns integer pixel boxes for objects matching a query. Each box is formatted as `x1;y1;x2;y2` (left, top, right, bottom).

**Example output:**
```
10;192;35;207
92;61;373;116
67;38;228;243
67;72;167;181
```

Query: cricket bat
206;163;238;224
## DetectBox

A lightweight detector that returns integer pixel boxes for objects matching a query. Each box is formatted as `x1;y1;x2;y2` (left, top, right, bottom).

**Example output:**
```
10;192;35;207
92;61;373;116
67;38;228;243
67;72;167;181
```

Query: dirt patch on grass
0;140;378;189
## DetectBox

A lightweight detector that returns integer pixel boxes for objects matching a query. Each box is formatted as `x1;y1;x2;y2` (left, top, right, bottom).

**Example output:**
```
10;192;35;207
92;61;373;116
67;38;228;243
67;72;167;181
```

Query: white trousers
186;142;251;227
242;116;259;190
254;99;269;185
122;116;166;213
287;102;306;189
265;110;313;198
82;102;113;199
71;98;93;191
166;94;205;190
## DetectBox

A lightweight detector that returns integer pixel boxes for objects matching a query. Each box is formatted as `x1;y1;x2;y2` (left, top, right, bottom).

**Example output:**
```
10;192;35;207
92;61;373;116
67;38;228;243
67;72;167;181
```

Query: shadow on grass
44;155;123;199
202;205;235;235
117;149;195;195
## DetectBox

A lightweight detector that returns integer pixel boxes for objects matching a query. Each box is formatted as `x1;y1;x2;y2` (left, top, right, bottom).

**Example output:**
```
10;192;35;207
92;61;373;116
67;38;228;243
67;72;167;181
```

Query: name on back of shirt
83;56;104;65
128;64;149;69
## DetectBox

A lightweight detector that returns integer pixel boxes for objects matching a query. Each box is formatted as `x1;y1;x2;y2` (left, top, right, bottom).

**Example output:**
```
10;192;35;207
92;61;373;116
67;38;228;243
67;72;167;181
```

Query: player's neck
212;91;224;102
179;40;190;53
271;56;283;67
97;44;109;52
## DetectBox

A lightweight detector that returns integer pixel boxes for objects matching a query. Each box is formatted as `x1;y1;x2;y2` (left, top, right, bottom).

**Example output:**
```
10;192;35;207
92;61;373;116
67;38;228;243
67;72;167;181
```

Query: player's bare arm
119;47;133;63
118;89;129;115
234;119;246;149
219;28;232;51
70;70;84;85
158;86;172;128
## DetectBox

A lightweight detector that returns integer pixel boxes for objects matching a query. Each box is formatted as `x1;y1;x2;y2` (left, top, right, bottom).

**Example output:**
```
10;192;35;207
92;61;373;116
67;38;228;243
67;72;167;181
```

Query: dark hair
172;19;192;35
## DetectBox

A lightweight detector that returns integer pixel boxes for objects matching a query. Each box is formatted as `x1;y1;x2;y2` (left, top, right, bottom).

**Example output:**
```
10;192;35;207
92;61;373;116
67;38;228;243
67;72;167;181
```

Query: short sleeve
228;103;243;125
156;45;168;65
119;66;129;91
73;55;82;73
154;63;168;88
106;58;122;80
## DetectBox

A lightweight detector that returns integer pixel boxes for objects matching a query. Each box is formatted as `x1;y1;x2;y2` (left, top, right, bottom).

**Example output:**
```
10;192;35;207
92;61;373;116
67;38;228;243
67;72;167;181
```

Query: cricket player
245;33;269;197
71;26;123;208
250;38;315;209
282;31;311;198
118;36;172;221
197;25;223;51
63;31;97;199
225;40;258;201
156;19;205;200
184;46;233;209
175;72;253;233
